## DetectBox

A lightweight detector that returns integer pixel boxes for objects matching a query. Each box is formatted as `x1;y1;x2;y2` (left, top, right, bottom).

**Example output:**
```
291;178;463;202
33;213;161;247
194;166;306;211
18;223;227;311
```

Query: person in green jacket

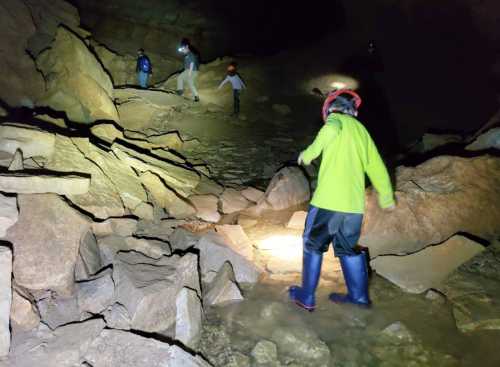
289;89;395;311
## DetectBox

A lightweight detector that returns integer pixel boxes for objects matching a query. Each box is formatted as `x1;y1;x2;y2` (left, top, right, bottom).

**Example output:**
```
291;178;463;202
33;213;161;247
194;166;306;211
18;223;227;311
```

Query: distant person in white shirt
218;62;246;116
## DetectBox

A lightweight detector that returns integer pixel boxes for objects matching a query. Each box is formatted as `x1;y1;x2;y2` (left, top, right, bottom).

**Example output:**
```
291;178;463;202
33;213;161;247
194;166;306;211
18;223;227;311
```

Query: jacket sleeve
365;138;395;208
218;76;229;89
300;124;337;165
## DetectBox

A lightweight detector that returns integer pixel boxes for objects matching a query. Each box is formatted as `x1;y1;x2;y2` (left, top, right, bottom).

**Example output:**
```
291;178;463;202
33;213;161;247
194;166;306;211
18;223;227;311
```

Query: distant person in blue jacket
136;48;152;89
218;62;246;116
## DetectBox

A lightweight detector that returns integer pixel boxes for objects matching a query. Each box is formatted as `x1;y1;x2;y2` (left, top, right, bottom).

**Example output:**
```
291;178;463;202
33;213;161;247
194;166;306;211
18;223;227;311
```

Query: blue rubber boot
329;252;371;308
289;249;323;312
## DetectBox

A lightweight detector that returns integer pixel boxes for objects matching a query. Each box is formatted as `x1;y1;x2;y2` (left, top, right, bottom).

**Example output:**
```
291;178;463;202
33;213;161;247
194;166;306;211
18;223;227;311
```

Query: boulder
10;290;40;331
286;210;307;230
0;0;45;106
270;327;330;367
6;319;105;367
77;269;115;315
361;156;500;257
214;225;254;261
91;218;138;238
197;232;262;284
6;194;91;295
169;228;201;251
251;340;280;367
0;193;18;238
175;287;203;349
0;125;55;159
466;127;500;151
220;188;251;214
83;329;211;367
371;235;484;293
36;293;81;330
440;242;500;332
0;246;12;357
0;173;90;195
36;26;118;123
103;303;131;330
263;167;310;211
113;251;200;334
8;149;23;171
190;194;221;222
140;171;196;219
98;235;171;266
46;135;125;219
75;231;102;280
203;262;243;306
240;187;265;203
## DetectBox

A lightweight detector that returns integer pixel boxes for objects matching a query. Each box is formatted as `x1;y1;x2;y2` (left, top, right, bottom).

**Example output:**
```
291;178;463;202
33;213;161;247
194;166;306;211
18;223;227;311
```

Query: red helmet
322;89;362;122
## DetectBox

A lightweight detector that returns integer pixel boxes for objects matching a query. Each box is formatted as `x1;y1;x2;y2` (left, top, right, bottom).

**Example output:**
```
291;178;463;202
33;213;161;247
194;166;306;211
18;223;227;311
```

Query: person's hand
297;152;304;165
384;203;396;212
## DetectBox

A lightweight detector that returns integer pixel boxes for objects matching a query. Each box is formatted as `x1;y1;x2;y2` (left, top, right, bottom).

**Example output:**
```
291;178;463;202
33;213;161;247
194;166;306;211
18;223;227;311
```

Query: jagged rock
175;287;203;349
361;156;500;257
113;251;200;334
34;114;67;128
111;143;200;198
77;270;115;315
36;293;81;330
204;262;243;306
0;246;12;357
420;133;462;152
190;194;221;223
466;127;500;151
286;210;307;230
6;319;105;367
36;26;118;123
197;232;262;284
8;149;23;171
240;187;265;203
91;218;138;238
0;193;18;238
263;167;310;211
147;132;183;150
215;225;254;261
169;228;201;251
440;242;500;332
0;0;45;106
6;194;91;295
272;104;292;115
103;303;131;330
98;235;171;266
10;290;40;331
46;135;125;219
371;235;484;293
83;329;211;367
271;327;330;367
251;340;280;367
135;219;185;241
140;171;196;219
0;173;90;195
220;188;251;214
90;123;124;144
75;231;102;281
0;125;55;159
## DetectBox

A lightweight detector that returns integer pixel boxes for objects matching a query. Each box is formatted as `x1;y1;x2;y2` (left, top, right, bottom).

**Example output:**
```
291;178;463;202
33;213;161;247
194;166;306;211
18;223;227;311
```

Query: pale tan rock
36;27;118;123
147;132;183;150
361;156;500;257
8;149;23;171
204;262;243;306
371;235;485;293
10;290;40;331
220;188;251;214
5;194;91;295
0;173;90;195
0;193;18;238
0;246;12;357
264;167;310;211
91;123;124;144
140;171;196;219
190;194;221;223
214;225;254;262
240;187;265;203
0;125;55;159
286;211;307;230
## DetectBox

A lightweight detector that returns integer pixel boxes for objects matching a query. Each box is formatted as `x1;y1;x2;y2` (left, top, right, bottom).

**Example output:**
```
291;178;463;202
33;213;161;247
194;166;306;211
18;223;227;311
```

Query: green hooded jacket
301;113;395;214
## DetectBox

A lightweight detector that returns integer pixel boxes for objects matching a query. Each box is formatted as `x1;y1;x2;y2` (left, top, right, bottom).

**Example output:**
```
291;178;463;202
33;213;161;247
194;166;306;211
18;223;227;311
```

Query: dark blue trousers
303;205;363;257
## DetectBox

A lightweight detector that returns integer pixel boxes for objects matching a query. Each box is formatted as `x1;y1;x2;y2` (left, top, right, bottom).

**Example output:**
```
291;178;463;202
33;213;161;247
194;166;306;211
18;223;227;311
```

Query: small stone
286;211;307;230
251;340;279;366
240;186;264;203
190;194;221;223
220;188;251;214
204;262;243;306
10;290;40;331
